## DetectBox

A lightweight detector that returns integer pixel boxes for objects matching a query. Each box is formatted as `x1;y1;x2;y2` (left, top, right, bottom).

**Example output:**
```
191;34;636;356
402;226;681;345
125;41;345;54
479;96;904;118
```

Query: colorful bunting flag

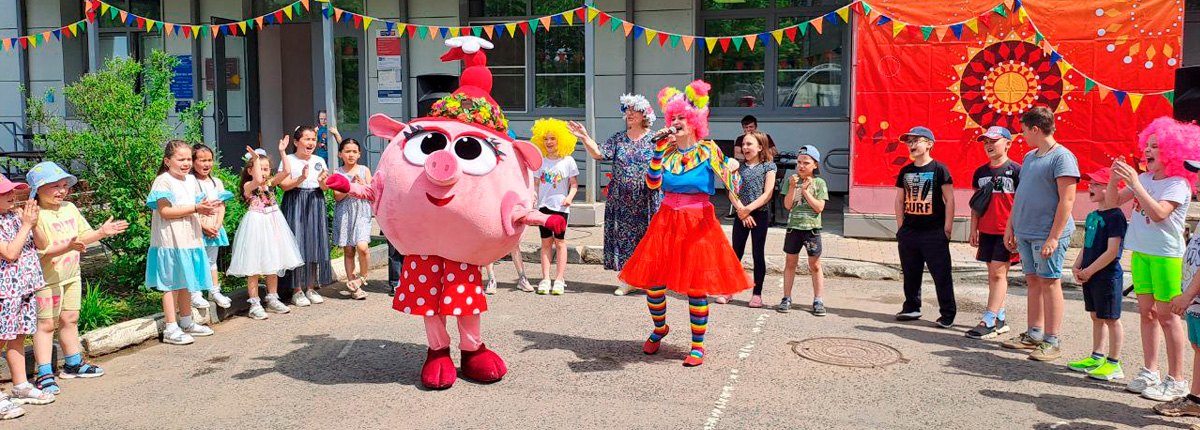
1114;90;1128;105
836;7;850;23
682;35;694;51
705;37;718;53
1165;91;1175;106
1128;93;1144;111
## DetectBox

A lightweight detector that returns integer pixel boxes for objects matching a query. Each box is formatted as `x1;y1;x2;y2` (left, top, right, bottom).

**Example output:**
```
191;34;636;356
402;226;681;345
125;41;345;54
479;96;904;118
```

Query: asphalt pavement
6;263;1197;430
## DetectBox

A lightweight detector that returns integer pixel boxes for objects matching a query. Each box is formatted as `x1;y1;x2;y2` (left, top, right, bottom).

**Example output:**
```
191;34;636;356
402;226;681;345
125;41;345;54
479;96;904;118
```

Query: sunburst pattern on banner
948;32;1074;132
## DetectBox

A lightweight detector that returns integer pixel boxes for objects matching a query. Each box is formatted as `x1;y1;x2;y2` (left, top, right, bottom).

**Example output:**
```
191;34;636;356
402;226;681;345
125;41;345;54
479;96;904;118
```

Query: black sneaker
895;310;922;321
811;301;827;316
935;317;954;329
965;322;997;339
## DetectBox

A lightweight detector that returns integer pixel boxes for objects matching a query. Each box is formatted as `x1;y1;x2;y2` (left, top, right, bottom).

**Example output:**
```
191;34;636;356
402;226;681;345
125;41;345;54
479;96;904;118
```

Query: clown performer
327;36;566;390
619;80;752;367
568;94;664;295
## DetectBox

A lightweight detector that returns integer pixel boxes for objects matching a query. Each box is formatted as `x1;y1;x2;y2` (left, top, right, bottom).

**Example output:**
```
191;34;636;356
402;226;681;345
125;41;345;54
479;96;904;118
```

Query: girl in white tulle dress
227;137;305;320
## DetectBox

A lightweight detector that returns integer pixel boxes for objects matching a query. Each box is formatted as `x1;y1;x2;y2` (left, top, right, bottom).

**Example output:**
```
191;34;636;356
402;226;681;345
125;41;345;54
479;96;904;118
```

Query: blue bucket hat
27;161;78;199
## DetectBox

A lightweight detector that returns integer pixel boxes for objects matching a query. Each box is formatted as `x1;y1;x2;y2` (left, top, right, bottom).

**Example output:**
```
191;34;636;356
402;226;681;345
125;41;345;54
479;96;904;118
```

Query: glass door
332;24;366;149
212;17;260;168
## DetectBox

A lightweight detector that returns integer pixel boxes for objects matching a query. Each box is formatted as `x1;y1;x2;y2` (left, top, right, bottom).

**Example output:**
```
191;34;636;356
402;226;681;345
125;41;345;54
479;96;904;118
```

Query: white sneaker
292;292;311;307
162;328;194;345
1143;376;1188;401
551;280;566;295
248;305;268;320
265;298;291;314
183;323;214;337
190;291;210;309
614;283;636;296
485;277;497;295
305;290;324;304
210;290;232;309
536;279;551;295
0;396;25;420
517;276;535;292
1126;367;1161;393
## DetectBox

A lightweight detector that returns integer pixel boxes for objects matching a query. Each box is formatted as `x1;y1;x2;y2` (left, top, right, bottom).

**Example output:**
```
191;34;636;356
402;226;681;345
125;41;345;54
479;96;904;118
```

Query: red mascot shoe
422;347;457;390
460;344;507;384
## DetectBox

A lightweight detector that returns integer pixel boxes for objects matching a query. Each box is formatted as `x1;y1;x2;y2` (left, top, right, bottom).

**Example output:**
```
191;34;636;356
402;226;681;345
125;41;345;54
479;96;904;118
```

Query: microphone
650;126;678;143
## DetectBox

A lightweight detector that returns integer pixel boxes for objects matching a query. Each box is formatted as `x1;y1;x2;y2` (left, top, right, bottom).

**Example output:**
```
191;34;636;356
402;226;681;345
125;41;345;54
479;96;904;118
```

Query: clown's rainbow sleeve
645;138;670;190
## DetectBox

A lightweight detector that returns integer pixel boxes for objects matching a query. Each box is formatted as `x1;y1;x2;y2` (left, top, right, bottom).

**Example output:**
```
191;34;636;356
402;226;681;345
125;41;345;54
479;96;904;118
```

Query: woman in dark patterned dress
568;94;663;295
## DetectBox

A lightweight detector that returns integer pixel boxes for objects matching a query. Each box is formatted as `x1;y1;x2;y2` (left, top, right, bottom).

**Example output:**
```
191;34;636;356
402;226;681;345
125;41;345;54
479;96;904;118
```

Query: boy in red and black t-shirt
967;126;1022;340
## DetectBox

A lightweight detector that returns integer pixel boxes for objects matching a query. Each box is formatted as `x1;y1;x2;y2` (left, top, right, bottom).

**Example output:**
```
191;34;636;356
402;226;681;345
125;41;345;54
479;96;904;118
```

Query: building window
335;36;362;130
467;0;585;113
96;0;163;65
698;0;849;117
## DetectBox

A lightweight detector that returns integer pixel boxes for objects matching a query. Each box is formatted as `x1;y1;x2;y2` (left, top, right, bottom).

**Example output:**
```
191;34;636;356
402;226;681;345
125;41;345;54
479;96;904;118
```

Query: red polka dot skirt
394;255;487;317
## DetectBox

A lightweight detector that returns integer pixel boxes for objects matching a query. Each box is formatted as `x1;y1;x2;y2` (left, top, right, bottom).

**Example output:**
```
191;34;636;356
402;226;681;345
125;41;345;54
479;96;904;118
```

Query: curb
515;243;1127;288
80;244;390;358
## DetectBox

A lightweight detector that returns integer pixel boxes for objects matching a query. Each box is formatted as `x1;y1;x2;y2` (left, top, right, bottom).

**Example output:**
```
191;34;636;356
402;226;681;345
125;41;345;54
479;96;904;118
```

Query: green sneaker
1087;361;1125;381
1067;356;1105;372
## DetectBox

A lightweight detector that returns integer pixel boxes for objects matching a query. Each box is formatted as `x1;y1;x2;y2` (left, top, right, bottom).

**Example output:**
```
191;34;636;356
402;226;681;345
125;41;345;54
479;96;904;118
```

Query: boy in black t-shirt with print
893;126;957;328
1067;167;1127;381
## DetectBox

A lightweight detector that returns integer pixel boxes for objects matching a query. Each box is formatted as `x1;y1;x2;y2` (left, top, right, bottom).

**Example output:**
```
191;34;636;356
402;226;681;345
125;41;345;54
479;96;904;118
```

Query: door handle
216;108;226;125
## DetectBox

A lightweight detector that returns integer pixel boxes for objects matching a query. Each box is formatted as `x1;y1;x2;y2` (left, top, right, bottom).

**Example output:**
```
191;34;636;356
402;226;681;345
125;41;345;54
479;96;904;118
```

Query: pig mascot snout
327;36;566;389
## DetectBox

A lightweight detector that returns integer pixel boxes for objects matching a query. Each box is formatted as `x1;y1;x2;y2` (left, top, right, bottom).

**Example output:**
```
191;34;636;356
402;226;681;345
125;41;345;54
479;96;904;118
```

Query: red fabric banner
852;1;1183;187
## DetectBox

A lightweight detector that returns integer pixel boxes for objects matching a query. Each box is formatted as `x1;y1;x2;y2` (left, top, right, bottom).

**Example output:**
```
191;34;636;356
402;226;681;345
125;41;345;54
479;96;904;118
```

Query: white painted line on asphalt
704;313;771;430
338;334;362;359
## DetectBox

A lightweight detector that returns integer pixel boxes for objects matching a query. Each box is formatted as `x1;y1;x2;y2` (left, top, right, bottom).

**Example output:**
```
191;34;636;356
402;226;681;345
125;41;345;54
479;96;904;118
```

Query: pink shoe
748;295;763;308
714;295;730;304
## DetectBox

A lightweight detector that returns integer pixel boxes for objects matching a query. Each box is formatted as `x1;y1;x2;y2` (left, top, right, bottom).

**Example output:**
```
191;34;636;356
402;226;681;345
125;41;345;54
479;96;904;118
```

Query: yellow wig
530;118;578;158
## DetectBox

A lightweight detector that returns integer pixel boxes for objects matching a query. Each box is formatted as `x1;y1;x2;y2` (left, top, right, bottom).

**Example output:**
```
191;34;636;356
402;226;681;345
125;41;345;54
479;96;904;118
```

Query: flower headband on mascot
658;80;711;139
1139;116;1200;191
618;93;656;127
530;118;578;159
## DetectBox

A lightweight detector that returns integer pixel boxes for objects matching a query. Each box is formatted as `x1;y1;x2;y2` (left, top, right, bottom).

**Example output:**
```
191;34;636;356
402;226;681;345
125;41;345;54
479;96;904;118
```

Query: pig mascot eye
404;130;450;166
454;136;499;176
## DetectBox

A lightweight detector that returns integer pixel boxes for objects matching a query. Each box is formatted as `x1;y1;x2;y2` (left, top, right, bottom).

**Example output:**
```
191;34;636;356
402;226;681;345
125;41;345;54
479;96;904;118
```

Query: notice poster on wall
376;28;403;104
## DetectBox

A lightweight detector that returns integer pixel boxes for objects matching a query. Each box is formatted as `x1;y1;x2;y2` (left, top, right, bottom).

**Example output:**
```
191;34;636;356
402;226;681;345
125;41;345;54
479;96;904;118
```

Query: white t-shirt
1183;227;1200;316
1126;172;1191;258
536;156;579;213
278;154;328;189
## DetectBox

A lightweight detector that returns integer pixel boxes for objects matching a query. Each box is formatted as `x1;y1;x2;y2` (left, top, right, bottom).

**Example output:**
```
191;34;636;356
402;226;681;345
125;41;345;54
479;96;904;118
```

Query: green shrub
78;283;121;332
26;52;211;291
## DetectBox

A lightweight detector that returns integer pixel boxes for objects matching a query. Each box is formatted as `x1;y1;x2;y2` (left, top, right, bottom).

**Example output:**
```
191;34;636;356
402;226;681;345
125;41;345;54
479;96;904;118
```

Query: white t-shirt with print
1182;225;1200;316
536;156;580;213
1126;172;1191;258
278;154;328;189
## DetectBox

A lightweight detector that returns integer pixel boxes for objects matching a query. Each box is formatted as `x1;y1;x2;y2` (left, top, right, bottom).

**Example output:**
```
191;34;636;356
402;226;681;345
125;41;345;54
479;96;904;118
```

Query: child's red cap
1086;167;1112;185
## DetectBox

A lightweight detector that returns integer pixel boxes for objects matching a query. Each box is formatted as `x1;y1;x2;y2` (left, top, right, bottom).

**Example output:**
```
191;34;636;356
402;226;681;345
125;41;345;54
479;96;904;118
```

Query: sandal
348;277;368;300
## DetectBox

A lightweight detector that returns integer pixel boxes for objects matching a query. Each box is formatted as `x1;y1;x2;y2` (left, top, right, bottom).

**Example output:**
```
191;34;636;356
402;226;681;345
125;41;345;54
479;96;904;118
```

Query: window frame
695;0;853;119
96;0;164;65
464;1;586;117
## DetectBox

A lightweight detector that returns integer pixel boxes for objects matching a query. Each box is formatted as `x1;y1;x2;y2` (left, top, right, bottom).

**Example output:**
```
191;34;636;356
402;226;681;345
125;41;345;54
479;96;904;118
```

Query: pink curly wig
1139;116;1200;190
658;80;711;139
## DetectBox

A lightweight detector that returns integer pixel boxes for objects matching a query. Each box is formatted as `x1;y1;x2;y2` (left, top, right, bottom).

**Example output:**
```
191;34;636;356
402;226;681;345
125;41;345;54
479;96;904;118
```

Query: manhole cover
790;337;907;368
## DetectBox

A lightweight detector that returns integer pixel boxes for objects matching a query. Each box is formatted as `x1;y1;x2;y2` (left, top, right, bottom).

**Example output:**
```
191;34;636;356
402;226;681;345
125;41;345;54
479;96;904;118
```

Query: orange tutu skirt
619;193;752;296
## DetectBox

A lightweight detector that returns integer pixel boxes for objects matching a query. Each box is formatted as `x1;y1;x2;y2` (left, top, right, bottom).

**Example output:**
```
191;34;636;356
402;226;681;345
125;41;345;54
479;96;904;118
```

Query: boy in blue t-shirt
1066;168;1127;381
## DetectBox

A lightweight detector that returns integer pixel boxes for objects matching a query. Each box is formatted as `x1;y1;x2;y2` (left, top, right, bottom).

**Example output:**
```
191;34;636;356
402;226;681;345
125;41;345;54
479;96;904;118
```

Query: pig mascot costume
327;36;566;390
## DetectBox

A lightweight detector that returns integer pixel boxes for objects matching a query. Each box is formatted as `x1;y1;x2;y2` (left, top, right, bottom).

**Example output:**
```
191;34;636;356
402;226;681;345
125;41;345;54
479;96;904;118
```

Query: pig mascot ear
512;140;543;171
368;114;408;141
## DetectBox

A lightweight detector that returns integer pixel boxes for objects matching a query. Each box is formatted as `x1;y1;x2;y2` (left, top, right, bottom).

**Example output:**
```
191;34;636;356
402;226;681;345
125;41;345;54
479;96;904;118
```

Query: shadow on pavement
934;349;1121;392
980;389;1190;429
853;324;1004;352
513;329;685;373
231;334;426;388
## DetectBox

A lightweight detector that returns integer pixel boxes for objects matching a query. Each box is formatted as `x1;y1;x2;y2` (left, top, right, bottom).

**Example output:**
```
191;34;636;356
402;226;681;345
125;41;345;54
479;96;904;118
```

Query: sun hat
26;161;78;199
0;174;29;195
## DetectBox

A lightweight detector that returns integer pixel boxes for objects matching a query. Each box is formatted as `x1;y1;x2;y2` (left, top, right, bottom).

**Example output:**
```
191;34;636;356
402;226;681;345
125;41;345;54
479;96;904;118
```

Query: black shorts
976;233;1015;263
538;207;568;239
1082;272;1123;320
784;229;822;257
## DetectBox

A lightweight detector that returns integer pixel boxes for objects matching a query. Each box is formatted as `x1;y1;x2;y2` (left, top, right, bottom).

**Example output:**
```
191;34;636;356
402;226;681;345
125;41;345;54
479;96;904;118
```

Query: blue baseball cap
26;161;78;199
900;126;936;142
977;126;1013;141
797;145;821;163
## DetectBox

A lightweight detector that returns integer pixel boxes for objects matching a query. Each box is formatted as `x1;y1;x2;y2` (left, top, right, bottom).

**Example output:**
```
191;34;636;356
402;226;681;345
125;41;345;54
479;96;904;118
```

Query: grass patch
78;284;164;334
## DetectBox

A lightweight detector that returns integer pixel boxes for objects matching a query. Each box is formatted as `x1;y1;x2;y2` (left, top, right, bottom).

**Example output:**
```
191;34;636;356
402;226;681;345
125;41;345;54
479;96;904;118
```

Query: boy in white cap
778;145;828;315
967;126;1020;339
